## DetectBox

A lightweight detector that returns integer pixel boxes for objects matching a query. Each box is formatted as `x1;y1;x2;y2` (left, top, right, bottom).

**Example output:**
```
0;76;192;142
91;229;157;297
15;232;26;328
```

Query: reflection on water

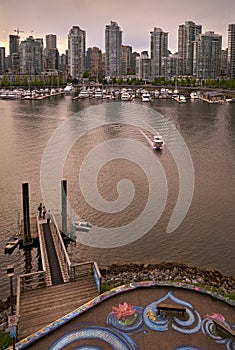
23;247;32;274
0;97;235;300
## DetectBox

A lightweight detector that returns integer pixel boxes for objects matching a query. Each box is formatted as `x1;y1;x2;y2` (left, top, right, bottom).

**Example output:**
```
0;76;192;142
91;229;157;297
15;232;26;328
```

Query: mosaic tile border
15;280;235;349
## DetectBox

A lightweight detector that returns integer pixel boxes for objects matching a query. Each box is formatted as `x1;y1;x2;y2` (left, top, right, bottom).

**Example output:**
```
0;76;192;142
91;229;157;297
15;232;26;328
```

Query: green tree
23;76;28;87
83;71;90;78
14;76;21;87
58;76;63;87
32;77;39;87
1;75;9;87
116;78;123;85
39;77;45;87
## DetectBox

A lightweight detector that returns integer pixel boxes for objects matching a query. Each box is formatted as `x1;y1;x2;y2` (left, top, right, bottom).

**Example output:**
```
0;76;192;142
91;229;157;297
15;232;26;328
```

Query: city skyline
1;0;235;55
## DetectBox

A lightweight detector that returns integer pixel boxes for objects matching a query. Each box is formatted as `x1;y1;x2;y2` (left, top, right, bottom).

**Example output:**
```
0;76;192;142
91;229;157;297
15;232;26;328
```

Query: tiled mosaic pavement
13;282;235;350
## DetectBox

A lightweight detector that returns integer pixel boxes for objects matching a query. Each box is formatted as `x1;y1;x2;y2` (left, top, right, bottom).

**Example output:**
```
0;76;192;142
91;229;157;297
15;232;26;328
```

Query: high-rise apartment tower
45;34;58;70
0;47;5;73
227;24;235;78
68;26;86;79
19;36;43;74
86;47;103;79
150;27;168;78
193;31;222;79
105;21;122;77
136;51;151;81
178;21;202;76
9;35;20;56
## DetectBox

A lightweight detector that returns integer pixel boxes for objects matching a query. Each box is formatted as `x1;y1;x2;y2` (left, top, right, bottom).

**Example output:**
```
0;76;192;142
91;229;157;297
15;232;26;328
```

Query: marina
1;85;235;103
0;88;65;100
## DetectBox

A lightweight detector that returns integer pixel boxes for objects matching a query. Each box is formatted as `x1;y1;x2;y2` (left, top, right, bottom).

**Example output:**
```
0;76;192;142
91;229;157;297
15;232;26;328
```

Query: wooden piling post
61;180;67;235
22;183;32;245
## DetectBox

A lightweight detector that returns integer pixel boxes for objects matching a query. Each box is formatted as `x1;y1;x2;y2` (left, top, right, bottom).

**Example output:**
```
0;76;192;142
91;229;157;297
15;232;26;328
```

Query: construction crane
14;28;24;35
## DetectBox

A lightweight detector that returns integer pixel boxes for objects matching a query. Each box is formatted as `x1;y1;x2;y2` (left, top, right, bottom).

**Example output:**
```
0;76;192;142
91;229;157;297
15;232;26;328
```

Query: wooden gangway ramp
41;222;64;285
17;276;98;340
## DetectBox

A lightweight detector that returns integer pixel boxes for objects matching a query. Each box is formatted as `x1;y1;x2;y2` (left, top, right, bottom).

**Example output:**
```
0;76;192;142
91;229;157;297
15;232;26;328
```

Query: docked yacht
64;83;74;95
190;91;199;99
173;95;187;103
94;89;103;98
154;90;160;98
72;221;92;232
159;88;171;98
172;89;179;98
78;89;90;98
152;134;164;151
0;89;21;99
121;91;133;101
141;91;151;102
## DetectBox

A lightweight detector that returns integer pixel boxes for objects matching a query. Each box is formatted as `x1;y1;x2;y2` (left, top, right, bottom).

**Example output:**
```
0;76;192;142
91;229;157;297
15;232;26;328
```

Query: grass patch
101;281;121;293
176;280;235;302
0;330;11;350
225;292;235;301
181;281;225;296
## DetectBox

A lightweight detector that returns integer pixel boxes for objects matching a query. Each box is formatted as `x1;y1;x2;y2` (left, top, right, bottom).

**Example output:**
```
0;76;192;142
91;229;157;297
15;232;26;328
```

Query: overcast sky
1;0;235;55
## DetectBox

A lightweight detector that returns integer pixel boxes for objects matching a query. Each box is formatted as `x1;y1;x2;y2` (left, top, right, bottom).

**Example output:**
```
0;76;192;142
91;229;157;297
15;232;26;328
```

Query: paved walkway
13;282;235;350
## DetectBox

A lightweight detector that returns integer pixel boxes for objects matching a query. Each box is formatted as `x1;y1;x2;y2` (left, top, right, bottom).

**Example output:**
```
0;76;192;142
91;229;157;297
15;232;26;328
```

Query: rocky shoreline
100;262;235;296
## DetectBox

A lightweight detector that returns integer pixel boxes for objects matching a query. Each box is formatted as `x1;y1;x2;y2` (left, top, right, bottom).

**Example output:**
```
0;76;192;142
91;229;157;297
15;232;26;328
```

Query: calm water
0;95;235;300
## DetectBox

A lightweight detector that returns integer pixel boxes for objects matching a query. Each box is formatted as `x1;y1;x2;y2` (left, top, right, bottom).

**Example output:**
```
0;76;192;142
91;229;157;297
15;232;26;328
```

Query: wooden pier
13;181;102;342
16;216;101;341
19;216;38;242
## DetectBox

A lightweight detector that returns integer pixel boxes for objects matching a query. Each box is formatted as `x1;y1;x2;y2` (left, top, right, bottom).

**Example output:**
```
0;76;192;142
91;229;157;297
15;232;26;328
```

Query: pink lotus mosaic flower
204;313;225;322
112;302;137;321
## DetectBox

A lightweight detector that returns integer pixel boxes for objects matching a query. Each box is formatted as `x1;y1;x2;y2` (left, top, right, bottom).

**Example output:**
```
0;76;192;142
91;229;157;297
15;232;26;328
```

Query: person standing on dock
46;210;51;224
38;203;43;219
42;205;46;219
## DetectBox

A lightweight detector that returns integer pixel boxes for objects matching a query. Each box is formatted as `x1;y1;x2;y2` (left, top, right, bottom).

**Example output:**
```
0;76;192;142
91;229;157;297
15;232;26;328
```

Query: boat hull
4;236;19;254
153;144;163;151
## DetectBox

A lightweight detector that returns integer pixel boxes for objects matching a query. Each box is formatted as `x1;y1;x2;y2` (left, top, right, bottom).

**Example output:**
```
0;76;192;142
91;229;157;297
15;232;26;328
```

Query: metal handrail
69;261;102;293
51;215;71;278
16;276;21;317
37;217;47;273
